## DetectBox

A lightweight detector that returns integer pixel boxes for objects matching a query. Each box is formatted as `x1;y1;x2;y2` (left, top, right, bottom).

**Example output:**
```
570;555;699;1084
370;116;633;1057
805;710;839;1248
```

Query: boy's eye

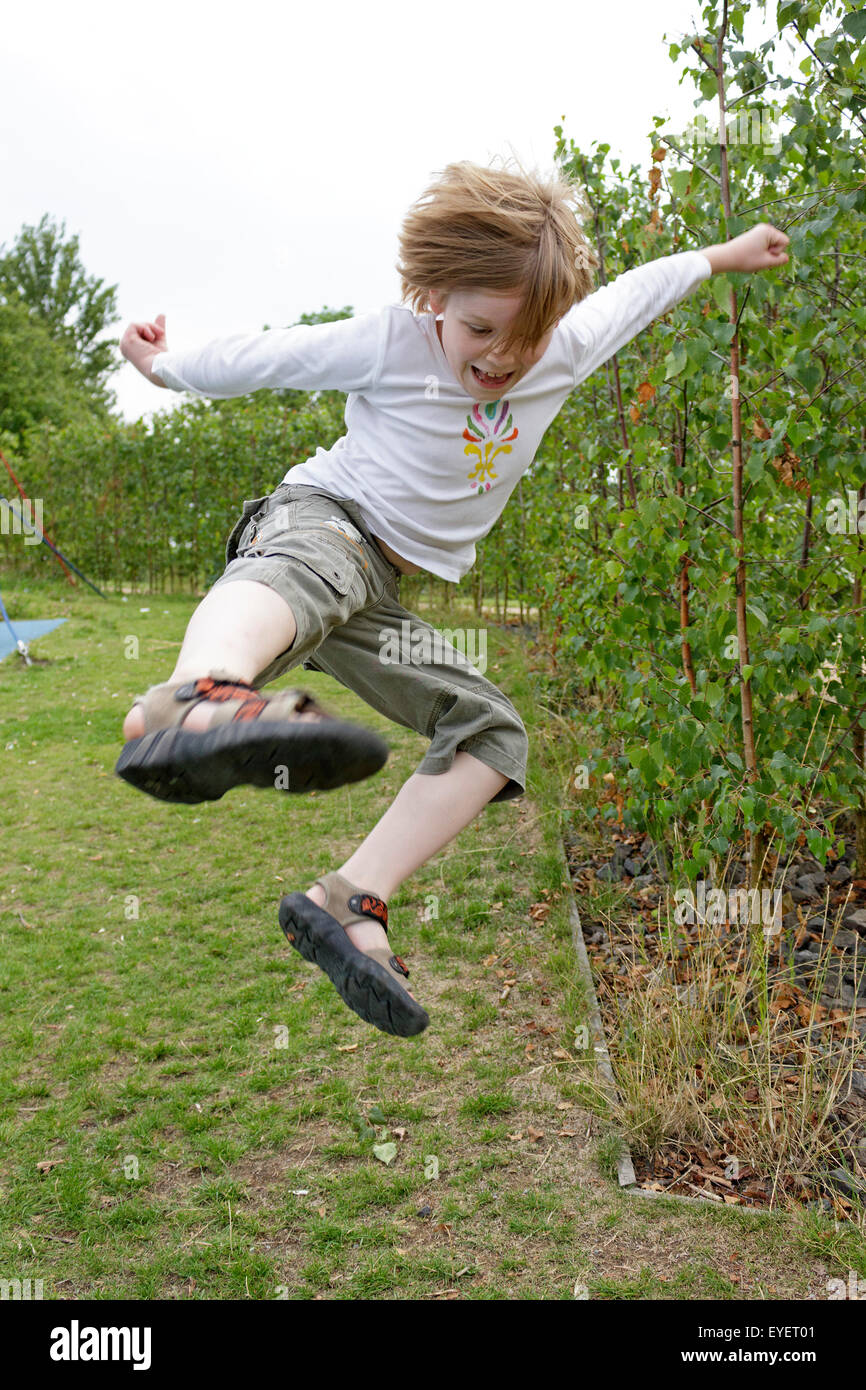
468;325;490;335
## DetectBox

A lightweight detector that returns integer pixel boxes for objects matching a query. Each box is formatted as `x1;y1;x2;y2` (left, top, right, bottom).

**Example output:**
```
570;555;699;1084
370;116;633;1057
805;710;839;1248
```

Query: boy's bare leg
123;580;312;738
304;752;509;955
122;579;511;956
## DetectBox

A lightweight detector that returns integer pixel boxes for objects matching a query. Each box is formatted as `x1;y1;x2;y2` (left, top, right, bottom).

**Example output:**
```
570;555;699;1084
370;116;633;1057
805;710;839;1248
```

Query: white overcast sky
2;0;778;423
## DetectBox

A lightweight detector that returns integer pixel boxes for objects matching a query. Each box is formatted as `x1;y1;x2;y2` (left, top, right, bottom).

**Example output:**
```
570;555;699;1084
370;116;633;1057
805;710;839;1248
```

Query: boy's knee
465;711;529;801
426;683;528;798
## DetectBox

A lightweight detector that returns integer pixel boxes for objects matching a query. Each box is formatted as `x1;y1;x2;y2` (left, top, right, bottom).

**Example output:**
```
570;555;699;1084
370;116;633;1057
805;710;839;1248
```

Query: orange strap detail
188;677;269;722
358;893;389;926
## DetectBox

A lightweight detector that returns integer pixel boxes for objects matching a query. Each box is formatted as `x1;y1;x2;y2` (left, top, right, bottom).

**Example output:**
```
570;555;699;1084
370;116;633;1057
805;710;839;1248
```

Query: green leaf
745;454;766;484
373;1142;397;1166
710;275;733;315
664;344;688;380
787;421;813;448
778;5;808;33
805;830;830;864
708;320;736;346
686;336;712;370
367;1104;387;1124
669;169;692;200
843;10;866;41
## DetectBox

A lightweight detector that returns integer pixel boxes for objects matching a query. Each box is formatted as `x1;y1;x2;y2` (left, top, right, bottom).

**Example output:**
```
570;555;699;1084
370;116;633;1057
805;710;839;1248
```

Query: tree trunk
577;166;637;508
715;3;766;887
853;481;866;872
674;425;697;695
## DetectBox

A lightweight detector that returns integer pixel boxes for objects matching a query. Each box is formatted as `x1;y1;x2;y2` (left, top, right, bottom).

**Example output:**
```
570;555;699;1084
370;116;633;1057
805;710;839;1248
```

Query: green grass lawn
0;573;860;1300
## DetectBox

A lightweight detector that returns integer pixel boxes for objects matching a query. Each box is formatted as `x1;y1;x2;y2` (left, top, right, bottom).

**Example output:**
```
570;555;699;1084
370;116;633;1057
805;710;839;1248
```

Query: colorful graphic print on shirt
463;400;518;494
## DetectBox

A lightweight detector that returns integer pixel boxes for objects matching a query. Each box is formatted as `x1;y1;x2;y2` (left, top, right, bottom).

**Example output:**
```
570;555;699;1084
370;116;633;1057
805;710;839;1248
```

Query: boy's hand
120;314;169;386
702;223;790;275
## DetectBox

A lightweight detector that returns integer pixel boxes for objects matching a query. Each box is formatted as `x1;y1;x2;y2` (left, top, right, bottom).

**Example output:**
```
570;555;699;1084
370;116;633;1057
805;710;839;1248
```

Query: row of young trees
522;0;866;877
2;390;350;592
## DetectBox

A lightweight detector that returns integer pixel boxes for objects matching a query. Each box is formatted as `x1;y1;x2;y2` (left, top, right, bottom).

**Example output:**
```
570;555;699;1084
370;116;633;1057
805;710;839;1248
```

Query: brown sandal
279;870;429;1037
115;670;389;804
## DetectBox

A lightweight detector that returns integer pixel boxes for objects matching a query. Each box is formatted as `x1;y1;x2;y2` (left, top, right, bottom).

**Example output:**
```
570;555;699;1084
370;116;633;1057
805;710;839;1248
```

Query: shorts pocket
244;522;357;598
225;494;270;565
242;504;293;554
236;494;367;601
290;539;356;597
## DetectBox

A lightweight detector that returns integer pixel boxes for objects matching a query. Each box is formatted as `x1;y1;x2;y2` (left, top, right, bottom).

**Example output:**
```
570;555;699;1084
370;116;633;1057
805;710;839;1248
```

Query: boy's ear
428;289;445;316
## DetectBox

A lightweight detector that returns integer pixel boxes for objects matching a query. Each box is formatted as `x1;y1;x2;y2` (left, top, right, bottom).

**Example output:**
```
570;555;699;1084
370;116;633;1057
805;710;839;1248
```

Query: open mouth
471;365;514;390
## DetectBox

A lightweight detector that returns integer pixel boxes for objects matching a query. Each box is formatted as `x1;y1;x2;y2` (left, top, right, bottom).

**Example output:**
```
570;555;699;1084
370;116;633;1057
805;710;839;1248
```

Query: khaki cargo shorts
212;481;528;802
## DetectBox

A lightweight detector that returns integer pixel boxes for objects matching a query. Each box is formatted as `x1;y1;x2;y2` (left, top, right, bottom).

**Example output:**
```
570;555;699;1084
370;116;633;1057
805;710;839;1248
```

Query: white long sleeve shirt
151;249;713;581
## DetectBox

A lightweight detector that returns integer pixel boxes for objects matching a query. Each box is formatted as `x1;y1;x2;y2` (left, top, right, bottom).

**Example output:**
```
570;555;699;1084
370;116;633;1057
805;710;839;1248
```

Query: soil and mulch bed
563;819;866;1218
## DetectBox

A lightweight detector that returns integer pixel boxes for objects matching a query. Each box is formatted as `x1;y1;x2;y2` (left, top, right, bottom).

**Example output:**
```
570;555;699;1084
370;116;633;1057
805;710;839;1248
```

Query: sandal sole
114;718;389;804
278;892;430;1037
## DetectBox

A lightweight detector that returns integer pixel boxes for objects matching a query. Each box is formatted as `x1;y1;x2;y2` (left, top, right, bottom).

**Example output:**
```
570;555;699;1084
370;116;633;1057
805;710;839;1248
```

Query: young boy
118;160;789;1040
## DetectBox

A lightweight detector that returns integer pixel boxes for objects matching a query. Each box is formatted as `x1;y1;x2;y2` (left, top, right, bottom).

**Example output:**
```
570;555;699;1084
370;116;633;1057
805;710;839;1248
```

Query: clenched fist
120;314;169;386
702;223;790;275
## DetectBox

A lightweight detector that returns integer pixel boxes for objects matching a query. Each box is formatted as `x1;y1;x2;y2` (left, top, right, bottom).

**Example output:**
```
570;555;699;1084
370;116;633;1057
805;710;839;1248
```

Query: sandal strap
314;870;389;932
174;676;269;722
365;947;411;986
131;669;328;735
305;873;413;998
347;892;389;930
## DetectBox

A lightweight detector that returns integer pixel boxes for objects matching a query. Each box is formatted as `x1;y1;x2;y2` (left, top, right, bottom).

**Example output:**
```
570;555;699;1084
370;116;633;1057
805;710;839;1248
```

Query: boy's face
428;288;558;399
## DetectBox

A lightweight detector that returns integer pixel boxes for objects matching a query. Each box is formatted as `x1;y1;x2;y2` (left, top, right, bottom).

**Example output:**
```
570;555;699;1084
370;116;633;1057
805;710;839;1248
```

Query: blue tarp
0;618;66;661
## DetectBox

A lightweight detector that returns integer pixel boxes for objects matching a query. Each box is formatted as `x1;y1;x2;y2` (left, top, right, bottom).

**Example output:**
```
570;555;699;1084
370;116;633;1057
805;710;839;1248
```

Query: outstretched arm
119;310;386;399
560;221;789;388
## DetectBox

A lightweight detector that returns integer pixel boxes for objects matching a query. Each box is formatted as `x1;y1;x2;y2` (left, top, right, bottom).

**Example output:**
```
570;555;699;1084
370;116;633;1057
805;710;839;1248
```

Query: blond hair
396;157;599;356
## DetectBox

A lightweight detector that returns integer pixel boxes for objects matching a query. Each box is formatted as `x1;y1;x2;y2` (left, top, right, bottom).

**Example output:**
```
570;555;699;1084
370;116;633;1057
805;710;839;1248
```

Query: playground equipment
0;603;66;664
0;581;33;664
0;448;105;664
